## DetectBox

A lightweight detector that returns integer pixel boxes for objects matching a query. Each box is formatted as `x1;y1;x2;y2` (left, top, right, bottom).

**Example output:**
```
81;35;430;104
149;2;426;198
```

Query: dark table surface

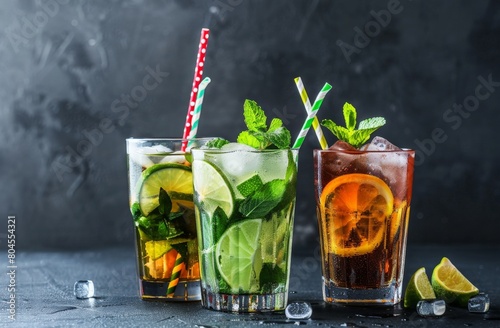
2;244;499;327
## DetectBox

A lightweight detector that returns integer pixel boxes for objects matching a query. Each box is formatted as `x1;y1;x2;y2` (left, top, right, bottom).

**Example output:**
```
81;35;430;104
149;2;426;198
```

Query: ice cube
329;140;358;151
285;301;312;320
74;280;94;299
416;299;446;317
129;153;154;167
159;151;186;164
468;293;490;313
147;145;173;154
363;136;402;151
221;142;256;151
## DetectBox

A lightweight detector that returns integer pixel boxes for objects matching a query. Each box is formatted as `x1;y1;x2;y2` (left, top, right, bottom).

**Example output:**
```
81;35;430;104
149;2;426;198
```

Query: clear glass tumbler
314;147;415;305
126;138;210;301
191;147;298;312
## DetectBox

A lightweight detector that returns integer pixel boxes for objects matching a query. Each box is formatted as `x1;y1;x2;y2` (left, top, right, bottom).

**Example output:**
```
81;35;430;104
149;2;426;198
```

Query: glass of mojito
314;103;415;305
191;100;298;312
126;138;210;301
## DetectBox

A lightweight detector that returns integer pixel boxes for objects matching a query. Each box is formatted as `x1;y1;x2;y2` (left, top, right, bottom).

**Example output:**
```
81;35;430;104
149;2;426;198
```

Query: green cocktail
191;99;298;312
192;146;297;312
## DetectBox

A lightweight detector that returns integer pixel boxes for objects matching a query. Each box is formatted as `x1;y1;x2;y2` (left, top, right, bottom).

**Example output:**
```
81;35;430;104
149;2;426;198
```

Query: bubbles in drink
74;280;95;299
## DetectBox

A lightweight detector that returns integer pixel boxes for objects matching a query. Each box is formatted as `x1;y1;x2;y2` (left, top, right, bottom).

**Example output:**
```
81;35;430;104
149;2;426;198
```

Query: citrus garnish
403;267;436;308
137;163;193;216
431;257;479;307
192;160;234;219
319;173;393;257
390;200;407;239
144;240;172;261
144;248;178;280
216;219;263;293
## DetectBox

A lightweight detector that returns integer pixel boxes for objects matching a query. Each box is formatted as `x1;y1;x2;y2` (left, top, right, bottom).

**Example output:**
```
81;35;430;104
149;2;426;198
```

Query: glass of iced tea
314;137;415;305
126;138;211;301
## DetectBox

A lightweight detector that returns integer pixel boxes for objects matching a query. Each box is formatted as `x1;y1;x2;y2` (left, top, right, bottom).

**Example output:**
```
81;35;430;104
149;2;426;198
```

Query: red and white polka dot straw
182;28;210;150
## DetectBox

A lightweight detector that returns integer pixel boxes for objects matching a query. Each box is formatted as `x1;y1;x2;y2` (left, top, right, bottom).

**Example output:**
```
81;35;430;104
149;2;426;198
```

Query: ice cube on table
416;299;446;317
468;293;490;313
362;136;402;151
74;280;94;299
285;301;312;320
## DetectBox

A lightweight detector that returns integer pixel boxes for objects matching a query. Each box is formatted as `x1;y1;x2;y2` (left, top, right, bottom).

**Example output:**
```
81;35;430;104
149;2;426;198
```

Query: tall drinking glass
314;146;415;305
126;138;210;301
191;147;298;312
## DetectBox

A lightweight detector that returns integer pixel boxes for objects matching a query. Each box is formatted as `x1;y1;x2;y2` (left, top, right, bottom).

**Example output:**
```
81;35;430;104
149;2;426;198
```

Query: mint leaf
212;206;229;243
321;120;350;141
321;102;386;148
266;126;291;150
239;179;287;218
237;131;262;149
205;137;230;149
268;118;283;132
158;188;172;216
358;117;386;130
237;175;264;197
243;99;267;132
131;202;142;220
343;102;357;131
259;263;286;293
238;99;292;149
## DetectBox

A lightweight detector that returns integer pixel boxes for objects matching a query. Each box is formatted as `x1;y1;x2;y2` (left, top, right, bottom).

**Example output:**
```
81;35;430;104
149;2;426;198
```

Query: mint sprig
321;102;386;149
205;137;230;149
237;100;291;149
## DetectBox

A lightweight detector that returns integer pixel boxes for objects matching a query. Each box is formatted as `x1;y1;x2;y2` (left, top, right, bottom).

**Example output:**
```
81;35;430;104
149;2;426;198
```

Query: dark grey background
1;0;499;250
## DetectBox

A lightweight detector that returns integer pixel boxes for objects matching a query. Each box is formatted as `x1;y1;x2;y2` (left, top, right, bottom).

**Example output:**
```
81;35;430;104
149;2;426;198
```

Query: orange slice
319;173;394;257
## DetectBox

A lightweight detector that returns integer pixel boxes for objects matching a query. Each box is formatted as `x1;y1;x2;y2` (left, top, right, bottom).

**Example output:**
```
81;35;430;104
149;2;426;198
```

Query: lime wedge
431;257;479;307
216;219;263;293
144;240;172;261
137;163;193;216
403;267;436;308
192;160;234;219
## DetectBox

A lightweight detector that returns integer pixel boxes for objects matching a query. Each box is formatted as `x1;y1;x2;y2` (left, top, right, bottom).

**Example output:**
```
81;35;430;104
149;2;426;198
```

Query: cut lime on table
431;257;479;307
192;160;234;218
216;219;263;293
403;267;436;308
137;163;194;216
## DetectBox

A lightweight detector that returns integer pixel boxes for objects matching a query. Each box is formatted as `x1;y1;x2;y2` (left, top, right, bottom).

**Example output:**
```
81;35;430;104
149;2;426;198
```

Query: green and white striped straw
292;82;332;149
187;77;211;148
294;77;329;150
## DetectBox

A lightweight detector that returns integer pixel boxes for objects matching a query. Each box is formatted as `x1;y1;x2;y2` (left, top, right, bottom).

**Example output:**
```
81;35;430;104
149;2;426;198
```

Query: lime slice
431;257;479;307
192;160;234;218
137;163;193;216
403;267;436;308
144;240;172;260
216;219;263;293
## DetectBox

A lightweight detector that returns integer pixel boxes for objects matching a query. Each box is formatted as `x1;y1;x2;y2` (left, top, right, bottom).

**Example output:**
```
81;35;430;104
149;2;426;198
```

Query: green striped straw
292;82;332;149
294;77;329;150
166;252;184;297
187;77;211;148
